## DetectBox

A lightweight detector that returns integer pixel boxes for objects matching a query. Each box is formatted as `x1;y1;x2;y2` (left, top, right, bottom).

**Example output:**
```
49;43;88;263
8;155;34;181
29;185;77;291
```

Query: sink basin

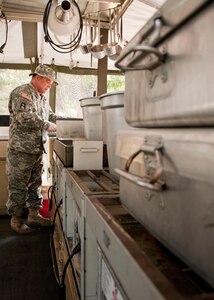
54;139;74;167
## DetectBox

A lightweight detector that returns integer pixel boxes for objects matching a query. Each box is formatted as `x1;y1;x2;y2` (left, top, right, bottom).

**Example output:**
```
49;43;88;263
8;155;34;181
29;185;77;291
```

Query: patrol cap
29;64;58;85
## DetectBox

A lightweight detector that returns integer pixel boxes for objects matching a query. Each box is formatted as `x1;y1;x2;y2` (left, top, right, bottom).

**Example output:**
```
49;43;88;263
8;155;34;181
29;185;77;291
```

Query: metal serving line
50;142;214;300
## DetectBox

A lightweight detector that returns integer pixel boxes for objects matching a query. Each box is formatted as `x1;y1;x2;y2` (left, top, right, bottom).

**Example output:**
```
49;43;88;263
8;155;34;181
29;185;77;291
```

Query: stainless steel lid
100;91;124;109
79;96;100;107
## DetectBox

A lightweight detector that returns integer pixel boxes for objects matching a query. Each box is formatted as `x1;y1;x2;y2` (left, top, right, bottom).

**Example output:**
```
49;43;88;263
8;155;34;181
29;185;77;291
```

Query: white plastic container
73;140;103;170
79;97;102;141
100;91;130;179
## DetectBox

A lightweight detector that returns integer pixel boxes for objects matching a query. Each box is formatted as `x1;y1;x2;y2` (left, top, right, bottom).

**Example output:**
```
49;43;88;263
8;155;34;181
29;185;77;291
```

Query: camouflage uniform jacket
8;83;56;154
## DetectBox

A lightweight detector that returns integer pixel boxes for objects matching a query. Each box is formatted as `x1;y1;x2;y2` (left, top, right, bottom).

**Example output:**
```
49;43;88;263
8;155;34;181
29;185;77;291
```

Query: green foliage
107;75;125;92
0;69;29;114
56;73;97;118
0;70;125;116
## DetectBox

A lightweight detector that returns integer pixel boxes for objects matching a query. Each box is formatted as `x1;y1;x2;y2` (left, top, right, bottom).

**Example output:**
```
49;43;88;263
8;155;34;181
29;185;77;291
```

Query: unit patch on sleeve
17;98;31;112
20;102;26;110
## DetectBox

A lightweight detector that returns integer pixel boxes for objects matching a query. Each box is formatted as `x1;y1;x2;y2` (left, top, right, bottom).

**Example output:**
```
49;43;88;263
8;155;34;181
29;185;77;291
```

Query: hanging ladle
109;9;122;61
80;16;92;54
91;12;105;59
103;9;118;57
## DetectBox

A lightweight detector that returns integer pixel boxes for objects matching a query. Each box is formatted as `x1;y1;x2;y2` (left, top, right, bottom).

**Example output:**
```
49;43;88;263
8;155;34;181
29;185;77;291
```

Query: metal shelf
85;193;214;300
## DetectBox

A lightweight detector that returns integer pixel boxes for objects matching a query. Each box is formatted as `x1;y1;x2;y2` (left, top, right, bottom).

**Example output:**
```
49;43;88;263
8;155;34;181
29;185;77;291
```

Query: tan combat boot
11;216;33;234
28;208;52;227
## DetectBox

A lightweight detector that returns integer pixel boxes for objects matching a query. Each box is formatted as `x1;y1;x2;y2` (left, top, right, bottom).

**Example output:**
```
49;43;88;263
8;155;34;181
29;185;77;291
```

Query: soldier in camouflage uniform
6;64;58;234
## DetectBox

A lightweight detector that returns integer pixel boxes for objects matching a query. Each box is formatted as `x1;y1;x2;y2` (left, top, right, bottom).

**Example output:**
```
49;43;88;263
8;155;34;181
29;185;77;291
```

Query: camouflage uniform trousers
6;149;44;217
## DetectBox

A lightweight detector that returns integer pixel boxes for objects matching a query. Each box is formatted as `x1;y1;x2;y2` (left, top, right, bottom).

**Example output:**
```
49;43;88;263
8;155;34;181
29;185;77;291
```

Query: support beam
49;85;56;113
0;63;122;75
97;27;108;96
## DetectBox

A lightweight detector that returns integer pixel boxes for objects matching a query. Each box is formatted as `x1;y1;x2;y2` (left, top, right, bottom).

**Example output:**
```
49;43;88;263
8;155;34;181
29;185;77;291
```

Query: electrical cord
48;182;56;212
59;242;81;300
43;0;83;54
0;9;8;54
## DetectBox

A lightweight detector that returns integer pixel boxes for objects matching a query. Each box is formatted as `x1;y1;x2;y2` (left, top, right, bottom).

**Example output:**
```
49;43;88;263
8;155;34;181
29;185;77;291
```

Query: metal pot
79;96;103;141
100;91;130;179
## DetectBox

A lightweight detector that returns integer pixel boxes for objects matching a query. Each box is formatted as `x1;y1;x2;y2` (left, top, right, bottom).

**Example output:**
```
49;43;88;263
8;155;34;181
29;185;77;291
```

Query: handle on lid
115;168;163;191
115;142;165;191
115;18;166;72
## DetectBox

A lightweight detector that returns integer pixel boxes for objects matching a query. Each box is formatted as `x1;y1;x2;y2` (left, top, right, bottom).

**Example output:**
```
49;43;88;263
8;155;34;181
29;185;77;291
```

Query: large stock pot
115;128;214;288
115;0;214;127
100;91;130;179
79;97;103;141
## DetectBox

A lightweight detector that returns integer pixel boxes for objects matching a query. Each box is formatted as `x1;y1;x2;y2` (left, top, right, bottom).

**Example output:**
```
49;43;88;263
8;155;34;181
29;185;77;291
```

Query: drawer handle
80;147;99;153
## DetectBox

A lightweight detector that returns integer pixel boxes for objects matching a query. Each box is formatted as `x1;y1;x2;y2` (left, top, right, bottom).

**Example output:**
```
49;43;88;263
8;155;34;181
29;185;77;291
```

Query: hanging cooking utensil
69;34;77;68
80;17;92;54
90;17;98;67
103;9;118;57
109;9;122;61
91;12;105;59
91;16;97;45
86;15;93;53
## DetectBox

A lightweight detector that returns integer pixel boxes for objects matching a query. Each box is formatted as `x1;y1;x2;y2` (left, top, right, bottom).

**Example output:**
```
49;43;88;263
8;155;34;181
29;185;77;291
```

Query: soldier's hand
47;122;57;132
